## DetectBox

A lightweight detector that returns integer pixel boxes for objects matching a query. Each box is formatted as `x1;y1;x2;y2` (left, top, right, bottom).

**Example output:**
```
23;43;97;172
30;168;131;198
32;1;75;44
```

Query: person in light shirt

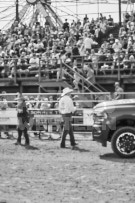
28;53;39;71
112;39;122;53
59;87;78;149
83;34;98;53
113;82;124;100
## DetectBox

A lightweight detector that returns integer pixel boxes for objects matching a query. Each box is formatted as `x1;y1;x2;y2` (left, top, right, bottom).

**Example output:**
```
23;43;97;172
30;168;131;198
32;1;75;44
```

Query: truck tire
111;126;135;158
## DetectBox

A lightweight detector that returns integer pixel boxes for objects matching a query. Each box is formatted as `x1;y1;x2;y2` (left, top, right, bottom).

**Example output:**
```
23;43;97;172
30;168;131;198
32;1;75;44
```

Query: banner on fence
0;108;94;127
0;108;17;125
29;110;62;124
0;109;62;126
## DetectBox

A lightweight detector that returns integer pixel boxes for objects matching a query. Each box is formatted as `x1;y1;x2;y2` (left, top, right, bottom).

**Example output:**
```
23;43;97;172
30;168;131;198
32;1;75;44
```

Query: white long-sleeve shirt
59;95;76;114
84;37;94;49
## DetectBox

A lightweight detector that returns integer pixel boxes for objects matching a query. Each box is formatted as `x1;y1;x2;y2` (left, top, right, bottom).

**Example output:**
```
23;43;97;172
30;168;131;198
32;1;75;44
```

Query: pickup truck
92;99;135;158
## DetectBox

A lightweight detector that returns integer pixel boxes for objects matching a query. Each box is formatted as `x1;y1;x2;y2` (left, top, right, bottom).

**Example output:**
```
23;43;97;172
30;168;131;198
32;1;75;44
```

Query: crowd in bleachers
0;11;135;88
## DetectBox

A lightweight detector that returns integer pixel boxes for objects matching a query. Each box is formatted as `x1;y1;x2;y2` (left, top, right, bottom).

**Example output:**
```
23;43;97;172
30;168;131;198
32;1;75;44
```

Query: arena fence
0;92;133;140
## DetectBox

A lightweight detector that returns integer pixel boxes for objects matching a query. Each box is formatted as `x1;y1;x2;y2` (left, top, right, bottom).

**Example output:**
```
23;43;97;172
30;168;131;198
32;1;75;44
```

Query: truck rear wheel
111;127;135;158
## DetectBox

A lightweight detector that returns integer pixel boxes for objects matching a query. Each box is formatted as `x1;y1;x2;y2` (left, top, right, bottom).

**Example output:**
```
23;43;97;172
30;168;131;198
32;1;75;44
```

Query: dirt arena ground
0;133;135;203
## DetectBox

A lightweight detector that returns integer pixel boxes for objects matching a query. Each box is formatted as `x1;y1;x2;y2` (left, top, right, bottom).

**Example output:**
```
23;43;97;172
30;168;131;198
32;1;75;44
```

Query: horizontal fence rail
0;92;134;140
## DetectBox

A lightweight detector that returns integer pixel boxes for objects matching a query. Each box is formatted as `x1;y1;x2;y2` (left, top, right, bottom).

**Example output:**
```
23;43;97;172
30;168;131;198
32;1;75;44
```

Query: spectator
121;36;128;51
107;15;114;26
123;53;130;71
63;19;69;31
127;41;134;56
83;34;97;53
17;52;29;77
28;53;39;72
40;97;50;112
119;25;127;38
124;12;131;23
65;42;72;54
73;65;82;89
83;14;89;25
100;51;113;74
113;82;124;100
129;54;135;73
1;57;10;78
101;40;109;53
35;95;41;109
83;63;95;85
15;95;30;146
72;44;80;62
27;96;36;109
107;34;115;46
89;49;99;73
112;39;122;53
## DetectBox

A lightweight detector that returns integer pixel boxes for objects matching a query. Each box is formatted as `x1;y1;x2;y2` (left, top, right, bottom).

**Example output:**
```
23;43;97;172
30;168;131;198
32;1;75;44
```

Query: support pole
119;0;121;26
16;0;19;22
97;0;99;19
76;0;78;21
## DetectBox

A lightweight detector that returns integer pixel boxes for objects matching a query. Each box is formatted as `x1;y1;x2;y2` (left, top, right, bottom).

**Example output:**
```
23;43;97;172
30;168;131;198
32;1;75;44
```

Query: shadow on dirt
24;145;39;150
100;153;135;163
72;146;90;152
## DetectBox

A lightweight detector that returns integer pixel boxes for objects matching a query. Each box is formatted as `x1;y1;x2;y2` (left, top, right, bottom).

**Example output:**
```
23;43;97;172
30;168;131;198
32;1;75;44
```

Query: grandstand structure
0;0;135;96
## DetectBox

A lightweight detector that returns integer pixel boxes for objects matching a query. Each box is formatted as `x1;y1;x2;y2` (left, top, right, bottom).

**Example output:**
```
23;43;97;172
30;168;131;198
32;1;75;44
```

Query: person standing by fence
58;87;78;149
113;82;124;100
15;94;30;146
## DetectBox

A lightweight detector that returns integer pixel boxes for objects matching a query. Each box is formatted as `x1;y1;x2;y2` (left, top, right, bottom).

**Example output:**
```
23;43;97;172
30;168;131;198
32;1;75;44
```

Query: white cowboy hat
61;87;73;97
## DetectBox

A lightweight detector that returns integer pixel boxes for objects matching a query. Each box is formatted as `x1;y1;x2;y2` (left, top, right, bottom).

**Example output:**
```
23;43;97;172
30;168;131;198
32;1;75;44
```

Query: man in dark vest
15;94;30;146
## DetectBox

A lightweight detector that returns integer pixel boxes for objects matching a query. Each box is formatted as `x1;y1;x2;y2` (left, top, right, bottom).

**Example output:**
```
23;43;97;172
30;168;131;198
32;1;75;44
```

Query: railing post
14;57;17;84
46;58;49;79
118;51;121;81
39;58;41;83
38;58;41;93
20;82;23;94
60;58;62;80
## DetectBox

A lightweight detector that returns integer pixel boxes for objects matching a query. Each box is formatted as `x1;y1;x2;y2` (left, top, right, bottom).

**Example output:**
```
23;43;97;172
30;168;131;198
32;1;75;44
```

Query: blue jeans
61;113;75;147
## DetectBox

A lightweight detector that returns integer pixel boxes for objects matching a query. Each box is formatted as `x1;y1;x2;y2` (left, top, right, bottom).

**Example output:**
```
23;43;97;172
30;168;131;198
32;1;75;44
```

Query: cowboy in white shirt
59;87;78;149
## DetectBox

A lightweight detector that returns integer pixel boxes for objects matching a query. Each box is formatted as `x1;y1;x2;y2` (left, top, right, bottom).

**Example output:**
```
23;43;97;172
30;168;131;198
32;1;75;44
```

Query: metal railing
0;53;135;86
